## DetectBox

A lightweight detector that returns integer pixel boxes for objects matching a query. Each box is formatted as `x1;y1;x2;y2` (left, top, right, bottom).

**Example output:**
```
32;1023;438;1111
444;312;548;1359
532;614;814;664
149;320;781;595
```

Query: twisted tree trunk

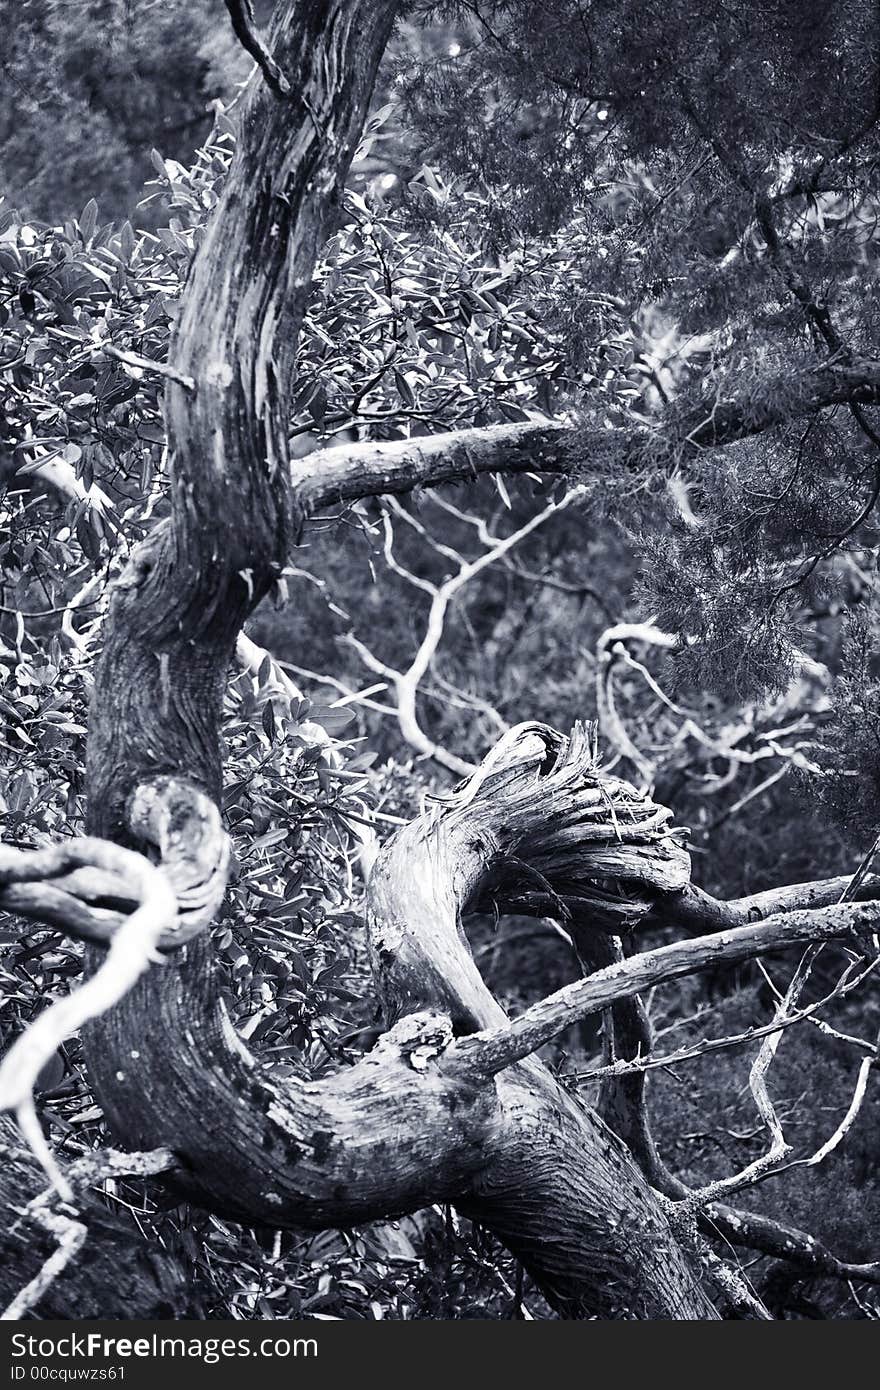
2;0;875;1321
6;0;871;1321
62;0;721;1320
365;732;713;1317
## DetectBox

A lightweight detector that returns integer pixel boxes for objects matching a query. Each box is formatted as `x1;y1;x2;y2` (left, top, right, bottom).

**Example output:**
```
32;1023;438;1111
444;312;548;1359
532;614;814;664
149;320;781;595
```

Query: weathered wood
85;0;401;841
4;0;879;1325
292;358;880;512
81;0;502;1237
74;0;710;1323
457;898;880;1078
367;726;717;1318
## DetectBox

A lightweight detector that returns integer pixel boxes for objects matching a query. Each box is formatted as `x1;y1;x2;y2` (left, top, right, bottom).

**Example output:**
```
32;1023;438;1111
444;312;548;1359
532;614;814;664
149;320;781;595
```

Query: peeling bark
65;0;733;1323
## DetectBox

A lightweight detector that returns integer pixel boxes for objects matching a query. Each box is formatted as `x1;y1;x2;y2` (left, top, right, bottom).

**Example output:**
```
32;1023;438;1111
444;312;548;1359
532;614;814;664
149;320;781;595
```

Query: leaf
369;102;395;130
78;199;98;243
136;421;166;444
394;369;415;409
312;706;356;735
494;472;512;509
118;220;135;262
35;1050;66;1094
306;383;327;427
75;515;102;565
261;699;276;741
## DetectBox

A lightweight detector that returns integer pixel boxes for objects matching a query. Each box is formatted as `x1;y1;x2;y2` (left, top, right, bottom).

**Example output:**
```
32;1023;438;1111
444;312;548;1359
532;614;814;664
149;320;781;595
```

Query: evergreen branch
295;359;880;510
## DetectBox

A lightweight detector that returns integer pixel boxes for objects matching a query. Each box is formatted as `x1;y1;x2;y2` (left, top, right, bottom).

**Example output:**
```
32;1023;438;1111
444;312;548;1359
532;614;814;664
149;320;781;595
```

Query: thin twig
223;0;291;97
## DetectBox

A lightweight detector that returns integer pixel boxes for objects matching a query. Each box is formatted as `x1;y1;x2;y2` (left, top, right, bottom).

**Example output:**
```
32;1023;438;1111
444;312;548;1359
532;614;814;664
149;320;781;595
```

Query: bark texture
365;729;716;1317
0;1117;194;1318
85;0;400;839
293;358;880;512
65;0;717;1322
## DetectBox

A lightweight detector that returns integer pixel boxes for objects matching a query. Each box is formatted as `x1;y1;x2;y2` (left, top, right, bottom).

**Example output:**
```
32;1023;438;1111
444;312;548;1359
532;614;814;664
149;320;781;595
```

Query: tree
0;0;878;1320
0;0;259;226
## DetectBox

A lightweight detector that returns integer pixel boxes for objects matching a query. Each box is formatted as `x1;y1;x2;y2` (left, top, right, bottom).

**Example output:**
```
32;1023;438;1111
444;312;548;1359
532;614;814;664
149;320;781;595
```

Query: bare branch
1;1146;178;1321
102;344;195;392
1;1206;87;1322
223;0;292;97
456;901;880;1077
595;621;830;789
574;955;879;1080
344;489;588;775
0;838;178;1195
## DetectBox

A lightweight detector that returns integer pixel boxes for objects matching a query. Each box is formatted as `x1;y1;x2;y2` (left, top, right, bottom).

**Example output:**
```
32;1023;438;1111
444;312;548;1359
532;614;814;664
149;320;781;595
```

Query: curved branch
366;724;717;1318
647;871;880;936
58;0;831;1321
78;725;716;1317
576;949;880;1291
86;0;402;840
223;0;293;97
0;839;177;1196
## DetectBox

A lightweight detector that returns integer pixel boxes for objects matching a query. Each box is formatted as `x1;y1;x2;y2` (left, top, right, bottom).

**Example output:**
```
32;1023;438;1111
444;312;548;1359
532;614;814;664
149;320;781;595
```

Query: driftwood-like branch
74;0;521;1267
82;721;720;1315
365;724;717;1317
0;781;224;1196
646;871;880;936
45;0;871;1324
0;836;178;1196
84;0;403;847
368;721;691;1027
0;782;228;950
15;697;872;1312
